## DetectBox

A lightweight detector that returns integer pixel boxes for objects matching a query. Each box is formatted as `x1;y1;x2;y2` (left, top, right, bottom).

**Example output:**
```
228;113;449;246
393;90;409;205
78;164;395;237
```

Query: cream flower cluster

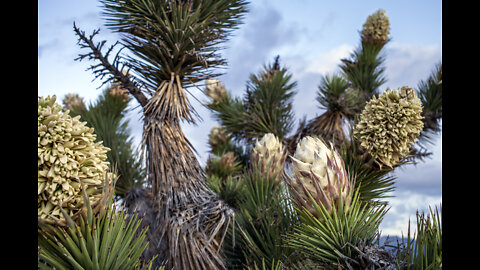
354;86;424;168
361;9;390;45
38;95;112;225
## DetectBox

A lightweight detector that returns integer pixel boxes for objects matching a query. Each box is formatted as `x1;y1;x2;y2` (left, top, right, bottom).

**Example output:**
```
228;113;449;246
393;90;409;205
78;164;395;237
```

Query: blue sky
38;0;442;237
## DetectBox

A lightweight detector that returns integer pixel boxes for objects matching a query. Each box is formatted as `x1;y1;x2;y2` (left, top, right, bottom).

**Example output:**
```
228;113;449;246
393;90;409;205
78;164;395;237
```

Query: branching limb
73;22;149;108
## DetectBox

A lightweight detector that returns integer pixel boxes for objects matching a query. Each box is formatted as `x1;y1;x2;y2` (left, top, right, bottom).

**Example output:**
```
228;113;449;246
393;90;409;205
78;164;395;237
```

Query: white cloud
383;42;442;90
379;191;442;237
304;44;354;75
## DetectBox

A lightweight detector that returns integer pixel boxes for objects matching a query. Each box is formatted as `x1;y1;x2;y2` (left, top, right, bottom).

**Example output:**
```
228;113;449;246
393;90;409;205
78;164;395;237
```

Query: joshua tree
64;3;442;269
38;96;156;269
286;9;390;153
199;8;442;270
207;56;297;145
73;0;248;269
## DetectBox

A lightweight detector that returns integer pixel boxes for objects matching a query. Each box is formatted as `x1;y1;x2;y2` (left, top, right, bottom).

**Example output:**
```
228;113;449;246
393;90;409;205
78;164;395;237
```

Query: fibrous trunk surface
141;80;233;270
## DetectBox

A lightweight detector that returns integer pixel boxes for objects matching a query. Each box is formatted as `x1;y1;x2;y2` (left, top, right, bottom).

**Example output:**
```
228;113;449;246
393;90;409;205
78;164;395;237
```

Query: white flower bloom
253;133;281;157
291;136;342;189
286;136;352;217
251;133;286;185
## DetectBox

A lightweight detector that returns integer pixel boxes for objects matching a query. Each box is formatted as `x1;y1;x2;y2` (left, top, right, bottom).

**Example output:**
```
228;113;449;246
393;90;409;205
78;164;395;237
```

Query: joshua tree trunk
73;26;234;269
142;94;233;269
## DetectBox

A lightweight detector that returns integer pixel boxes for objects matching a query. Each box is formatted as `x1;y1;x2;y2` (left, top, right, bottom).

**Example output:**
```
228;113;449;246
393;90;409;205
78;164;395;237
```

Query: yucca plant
285;187;390;269
228;169;296;269
206;175;246;210
205;125;248;209
206;125;249;178
283;135;394;269
38;176;158;270
74;0;248;268
38;95;157;269
223;134;297;269
338;133;396;203
250;133;288;186
208;56;297;144
206;151;243;179
289;74;361;151
62;93;87;113
396;205;442;270
286;9;390;156
285;136;354;219
360;9;390;47
340;9;389;98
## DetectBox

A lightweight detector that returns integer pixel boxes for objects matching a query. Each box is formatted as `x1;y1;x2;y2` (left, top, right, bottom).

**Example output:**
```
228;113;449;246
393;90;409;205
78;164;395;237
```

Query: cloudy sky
38;0;442;237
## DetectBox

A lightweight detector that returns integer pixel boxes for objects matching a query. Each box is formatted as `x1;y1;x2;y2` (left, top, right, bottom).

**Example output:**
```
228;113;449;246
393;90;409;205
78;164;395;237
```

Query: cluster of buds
208;126;231;151
62;93;86;113
286;136;353;218
206;151;242;179
219;152;238;173
205;79;227;103
354;86;424;168
38;95;114;227
109;70;130;102
250;133;287;185
361;9;390;46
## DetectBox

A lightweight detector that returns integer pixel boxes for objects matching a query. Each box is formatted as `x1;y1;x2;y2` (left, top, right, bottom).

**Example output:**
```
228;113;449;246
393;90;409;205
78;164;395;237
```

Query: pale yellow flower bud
361;9;390;46
286;136;352;218
251;133;286;185
205;79;227;103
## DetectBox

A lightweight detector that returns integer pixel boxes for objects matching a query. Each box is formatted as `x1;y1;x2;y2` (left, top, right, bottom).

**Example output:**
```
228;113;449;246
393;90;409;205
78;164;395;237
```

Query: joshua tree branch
73;22;149;108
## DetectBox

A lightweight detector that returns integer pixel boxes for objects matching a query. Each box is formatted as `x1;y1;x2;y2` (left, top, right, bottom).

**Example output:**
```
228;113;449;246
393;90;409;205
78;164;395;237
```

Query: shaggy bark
74;24;233;270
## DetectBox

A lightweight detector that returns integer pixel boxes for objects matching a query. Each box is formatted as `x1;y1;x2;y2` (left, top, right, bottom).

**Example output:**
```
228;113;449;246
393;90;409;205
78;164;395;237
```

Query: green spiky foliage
220;134;295;269
207;125;250;174
340;9;389;100
204;125;249;209
224;164;297;269
245;259;284;270
339;133;396;203
296;74;363;150
397;205;442;270
285;189;389;269
64;87;146;199
340;43;387;107
206;175;246;210
316;74;364;120
74;0;248;269
208;56;297;143
412;63;442;156
100;0;248;92
205;151;245;208
206;152;243;180
38;175;159;270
